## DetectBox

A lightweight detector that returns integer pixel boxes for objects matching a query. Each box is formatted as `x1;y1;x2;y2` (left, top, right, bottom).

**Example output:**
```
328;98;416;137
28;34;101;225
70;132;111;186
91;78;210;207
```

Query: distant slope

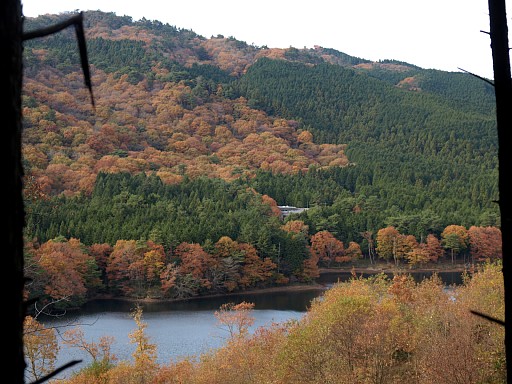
21;10;500;239
233;58;498;224
22;12;351;197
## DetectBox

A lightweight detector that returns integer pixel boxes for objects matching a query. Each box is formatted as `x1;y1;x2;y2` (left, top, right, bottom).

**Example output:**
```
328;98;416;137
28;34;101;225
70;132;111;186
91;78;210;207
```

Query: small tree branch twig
457;67;495;86
470;310;505;326
22;12;95;108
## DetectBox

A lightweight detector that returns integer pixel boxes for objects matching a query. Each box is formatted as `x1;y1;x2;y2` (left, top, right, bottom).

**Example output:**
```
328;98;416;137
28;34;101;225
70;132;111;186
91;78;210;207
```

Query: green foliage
23;12;499;235
74;359;115;381
22;10;500;278
25;34;154;81
26;172;308;275
284;47;324;64
234;58;499;231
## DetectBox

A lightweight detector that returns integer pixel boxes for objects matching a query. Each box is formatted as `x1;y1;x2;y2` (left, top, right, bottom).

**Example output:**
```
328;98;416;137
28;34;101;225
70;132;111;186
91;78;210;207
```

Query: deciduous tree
23;316;59;382
423;233;444;262
214;301;255;339
441;225;469;264
35;237;101;306
62;326;117;379
282;220;309;236
310;230;344;268
129;305;158;382
238;243;276;288
468;225;502;262
174;242;217;292
376;226;400;263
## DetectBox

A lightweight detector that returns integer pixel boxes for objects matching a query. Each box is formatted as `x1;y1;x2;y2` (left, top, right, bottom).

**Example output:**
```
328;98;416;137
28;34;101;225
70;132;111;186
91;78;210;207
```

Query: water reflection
41;270;465;379
77;288;325;315
317;270;464;286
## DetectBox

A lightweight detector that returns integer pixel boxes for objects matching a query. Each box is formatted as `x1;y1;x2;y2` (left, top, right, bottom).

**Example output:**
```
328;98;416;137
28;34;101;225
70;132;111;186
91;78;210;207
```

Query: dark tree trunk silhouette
2;1;511;383
3;4;90;381
1;0;26;383
488;0;512;381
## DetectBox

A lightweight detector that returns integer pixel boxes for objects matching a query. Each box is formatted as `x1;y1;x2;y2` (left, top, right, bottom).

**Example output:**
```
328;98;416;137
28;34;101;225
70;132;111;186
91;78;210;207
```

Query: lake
40;288;324;380
39;270;464;380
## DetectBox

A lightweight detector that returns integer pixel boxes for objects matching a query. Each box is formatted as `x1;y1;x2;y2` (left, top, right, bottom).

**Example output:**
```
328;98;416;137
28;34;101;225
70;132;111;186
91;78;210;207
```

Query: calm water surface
41;289;324;380
40;271;463;379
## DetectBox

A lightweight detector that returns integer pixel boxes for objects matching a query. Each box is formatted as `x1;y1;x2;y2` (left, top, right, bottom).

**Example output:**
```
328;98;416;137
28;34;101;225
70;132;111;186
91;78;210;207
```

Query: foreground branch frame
487;0;512;381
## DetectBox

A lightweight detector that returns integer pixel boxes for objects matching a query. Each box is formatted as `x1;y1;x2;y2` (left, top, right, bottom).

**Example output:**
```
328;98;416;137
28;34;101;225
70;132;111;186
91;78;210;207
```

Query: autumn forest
21;10;505;383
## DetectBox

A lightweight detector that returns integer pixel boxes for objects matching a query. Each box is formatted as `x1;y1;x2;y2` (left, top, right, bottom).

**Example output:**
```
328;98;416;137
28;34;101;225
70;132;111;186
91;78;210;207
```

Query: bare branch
29;360;82;384
33;297;71;320
22;12;95;108
470;310;505;326
457;67;495;86
54;320;102;343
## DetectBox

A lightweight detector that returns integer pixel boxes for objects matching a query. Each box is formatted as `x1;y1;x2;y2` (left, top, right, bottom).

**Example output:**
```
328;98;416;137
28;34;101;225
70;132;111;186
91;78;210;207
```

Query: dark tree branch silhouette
29;361;82;384
471;310;506;326
457;67;495;86
22;12;95;108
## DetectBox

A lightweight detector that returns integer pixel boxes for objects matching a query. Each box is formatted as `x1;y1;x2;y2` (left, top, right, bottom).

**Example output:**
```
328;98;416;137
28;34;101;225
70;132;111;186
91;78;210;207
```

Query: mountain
22;11;499;247
233;58;497;224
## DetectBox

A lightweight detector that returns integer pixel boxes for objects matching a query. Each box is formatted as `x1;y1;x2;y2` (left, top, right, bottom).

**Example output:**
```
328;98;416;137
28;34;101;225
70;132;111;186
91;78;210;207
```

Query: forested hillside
19;11;506;383
233;58;498;226
22;11;499;268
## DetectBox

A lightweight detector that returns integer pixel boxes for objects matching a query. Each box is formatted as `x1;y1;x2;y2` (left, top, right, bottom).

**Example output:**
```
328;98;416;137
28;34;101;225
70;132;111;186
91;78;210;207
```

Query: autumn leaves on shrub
34;262;505;384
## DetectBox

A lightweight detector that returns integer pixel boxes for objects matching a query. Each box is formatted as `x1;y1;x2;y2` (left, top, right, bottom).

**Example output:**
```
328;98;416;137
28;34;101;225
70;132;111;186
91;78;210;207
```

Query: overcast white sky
21;0;510;80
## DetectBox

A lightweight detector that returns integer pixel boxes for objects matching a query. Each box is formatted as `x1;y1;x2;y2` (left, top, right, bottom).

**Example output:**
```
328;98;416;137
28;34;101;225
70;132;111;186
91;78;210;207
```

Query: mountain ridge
22;10;499;246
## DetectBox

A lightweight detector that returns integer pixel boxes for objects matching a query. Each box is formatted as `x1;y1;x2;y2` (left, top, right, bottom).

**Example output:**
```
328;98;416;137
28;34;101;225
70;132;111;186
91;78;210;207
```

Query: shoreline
88;265;469;306
90;283;328;305
319;265;469;275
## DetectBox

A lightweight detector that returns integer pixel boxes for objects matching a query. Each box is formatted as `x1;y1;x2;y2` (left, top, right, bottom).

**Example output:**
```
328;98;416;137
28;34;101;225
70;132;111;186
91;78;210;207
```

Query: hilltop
22;10;499;245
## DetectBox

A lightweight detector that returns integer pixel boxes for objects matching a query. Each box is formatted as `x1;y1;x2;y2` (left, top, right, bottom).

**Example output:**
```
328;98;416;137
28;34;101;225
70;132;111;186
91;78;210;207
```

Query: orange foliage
23;65;350;196
376;226;417;265
239;243;276;288
342;241;362;262
297;130;313;144
106;240;164;296
302;254;320;280
261;194;281;217
468;225;502;261
35;238;99;300
282;220;309;236
310;230;345;267
424;234;444;262
174;243;217;290
214;301;255;338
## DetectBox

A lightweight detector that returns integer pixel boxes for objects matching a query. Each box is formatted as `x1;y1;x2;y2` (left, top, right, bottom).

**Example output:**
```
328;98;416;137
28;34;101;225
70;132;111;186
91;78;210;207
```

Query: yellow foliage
24;316;59;382
55;264;505;384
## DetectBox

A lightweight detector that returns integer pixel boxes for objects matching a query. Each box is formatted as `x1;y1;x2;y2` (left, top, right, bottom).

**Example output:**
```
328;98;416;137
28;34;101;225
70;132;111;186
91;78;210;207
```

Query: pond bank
319;263;469;275
87;264;469;307
90;283;327;306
